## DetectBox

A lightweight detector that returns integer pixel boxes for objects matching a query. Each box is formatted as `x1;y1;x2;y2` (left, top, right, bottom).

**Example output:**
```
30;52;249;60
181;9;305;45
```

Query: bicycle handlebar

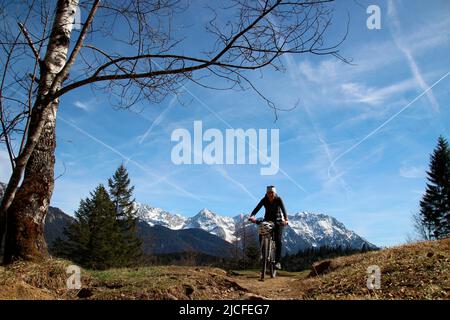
248;217;264;224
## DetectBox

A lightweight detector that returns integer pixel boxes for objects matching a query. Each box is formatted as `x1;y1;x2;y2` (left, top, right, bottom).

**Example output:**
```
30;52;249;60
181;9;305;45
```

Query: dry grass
85;266;248;300
1;238;448;300
0;261;249;300
298;238;450;299
0;257;84;299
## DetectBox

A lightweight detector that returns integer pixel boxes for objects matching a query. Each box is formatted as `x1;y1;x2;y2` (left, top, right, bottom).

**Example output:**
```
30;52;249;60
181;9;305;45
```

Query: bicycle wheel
260;236;269;281
270;240;277;278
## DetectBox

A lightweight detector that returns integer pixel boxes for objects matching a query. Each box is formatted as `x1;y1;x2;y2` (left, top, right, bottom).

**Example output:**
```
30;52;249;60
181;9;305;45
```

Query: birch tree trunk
2;0;78;263
3;102;58;262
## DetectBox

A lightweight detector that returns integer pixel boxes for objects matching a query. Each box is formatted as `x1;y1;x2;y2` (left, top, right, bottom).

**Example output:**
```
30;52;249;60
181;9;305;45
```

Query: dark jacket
250;195;288;224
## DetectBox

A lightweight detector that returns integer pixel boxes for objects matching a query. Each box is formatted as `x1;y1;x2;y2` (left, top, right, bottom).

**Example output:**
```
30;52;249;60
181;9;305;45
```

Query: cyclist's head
266;185;276;200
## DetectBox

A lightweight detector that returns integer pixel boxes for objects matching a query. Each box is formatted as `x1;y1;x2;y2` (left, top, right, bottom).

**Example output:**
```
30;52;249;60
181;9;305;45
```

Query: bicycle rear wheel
270;240;277;278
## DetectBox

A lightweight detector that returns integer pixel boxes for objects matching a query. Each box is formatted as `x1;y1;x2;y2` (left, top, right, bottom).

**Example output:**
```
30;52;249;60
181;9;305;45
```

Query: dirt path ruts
231;271;308;300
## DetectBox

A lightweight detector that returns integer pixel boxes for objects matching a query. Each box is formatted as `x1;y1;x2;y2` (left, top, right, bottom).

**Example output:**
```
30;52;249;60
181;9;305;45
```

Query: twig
18;22;40;61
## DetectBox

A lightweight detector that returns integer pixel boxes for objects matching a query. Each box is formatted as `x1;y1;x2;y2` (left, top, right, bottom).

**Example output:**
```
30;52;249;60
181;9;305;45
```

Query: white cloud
297;59;344;84
74;100;89;111
295;14;449;94
340;77;419;106
0;149;12;183
399;165;426;179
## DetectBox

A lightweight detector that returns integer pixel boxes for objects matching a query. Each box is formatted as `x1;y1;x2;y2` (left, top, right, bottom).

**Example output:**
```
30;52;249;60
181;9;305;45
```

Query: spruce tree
108;164;142;266
53;197;92;266
419;136;450;239
88;185;123;269
55;184;122;269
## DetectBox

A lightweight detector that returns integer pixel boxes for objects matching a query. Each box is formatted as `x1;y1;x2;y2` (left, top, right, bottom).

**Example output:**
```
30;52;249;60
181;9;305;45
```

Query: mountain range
1;182;377;257
135;203;377;254
43;207;235;258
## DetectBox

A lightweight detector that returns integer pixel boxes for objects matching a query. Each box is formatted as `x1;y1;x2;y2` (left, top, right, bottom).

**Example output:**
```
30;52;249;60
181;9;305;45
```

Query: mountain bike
249;218;277;281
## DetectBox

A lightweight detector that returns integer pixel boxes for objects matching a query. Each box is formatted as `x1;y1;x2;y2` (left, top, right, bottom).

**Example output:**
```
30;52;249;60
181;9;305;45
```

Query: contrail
138;94;178;145
58;116;205;202
388;0;440;112
302;101;350;197
214;166;258;201
328;71;450;177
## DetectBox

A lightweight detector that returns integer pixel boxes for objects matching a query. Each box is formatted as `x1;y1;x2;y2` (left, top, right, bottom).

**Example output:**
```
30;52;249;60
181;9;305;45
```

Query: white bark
43;0;79;92
0;0;80;252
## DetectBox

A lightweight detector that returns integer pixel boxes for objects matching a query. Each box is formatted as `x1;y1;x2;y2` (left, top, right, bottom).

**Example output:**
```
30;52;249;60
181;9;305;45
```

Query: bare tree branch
49;0;101;94
17;22;40;61
0;0;350;261
53;0;348;108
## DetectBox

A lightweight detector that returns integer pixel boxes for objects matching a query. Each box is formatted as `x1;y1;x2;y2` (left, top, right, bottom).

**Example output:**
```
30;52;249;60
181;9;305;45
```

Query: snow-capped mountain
133;202;377;253
134;203;186;230
283;212;377;254
183;208;237;243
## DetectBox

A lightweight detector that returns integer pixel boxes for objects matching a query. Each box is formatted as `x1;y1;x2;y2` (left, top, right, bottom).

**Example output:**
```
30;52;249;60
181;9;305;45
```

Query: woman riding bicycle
248;185;289;270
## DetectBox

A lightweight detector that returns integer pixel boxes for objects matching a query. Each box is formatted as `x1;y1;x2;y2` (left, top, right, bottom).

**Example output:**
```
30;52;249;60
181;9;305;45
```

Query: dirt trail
230;271;308;300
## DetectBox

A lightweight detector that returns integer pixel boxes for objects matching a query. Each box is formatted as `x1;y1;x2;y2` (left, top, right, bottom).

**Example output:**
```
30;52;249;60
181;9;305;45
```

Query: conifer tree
55;166;143;269
52;197;91;266
108;164;142;266
55;185;122;269
419;136;450;239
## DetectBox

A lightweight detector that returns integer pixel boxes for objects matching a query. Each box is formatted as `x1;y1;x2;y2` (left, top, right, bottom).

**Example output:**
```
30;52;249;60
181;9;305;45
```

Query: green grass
81;267;178;299
86;266;166;282
230;268;309;279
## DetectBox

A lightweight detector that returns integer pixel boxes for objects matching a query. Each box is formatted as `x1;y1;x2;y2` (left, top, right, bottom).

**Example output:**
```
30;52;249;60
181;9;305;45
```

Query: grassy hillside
299;237;449;299
0;258;248;300
0;238;448;300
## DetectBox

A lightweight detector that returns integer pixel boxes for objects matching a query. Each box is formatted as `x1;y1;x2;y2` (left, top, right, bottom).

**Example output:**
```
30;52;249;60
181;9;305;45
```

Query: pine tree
108;164;142;266
55;185;122;269
88;185;123;269
53;197;92;266
54;178;143;270
419;136;450;239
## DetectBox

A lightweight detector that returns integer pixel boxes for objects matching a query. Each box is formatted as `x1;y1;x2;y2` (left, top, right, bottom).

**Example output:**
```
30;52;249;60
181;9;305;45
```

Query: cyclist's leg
274;225;283;263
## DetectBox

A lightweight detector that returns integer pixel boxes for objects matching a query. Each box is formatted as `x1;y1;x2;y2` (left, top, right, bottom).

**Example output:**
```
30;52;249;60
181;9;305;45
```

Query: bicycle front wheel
260;236;269;281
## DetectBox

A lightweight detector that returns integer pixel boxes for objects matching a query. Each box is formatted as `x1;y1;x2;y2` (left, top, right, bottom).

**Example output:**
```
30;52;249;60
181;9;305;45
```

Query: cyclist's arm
279;197;288;222
250;198;264;217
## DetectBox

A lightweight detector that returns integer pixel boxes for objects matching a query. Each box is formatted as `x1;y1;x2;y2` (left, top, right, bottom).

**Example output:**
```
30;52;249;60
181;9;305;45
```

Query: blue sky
1;0;449;247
